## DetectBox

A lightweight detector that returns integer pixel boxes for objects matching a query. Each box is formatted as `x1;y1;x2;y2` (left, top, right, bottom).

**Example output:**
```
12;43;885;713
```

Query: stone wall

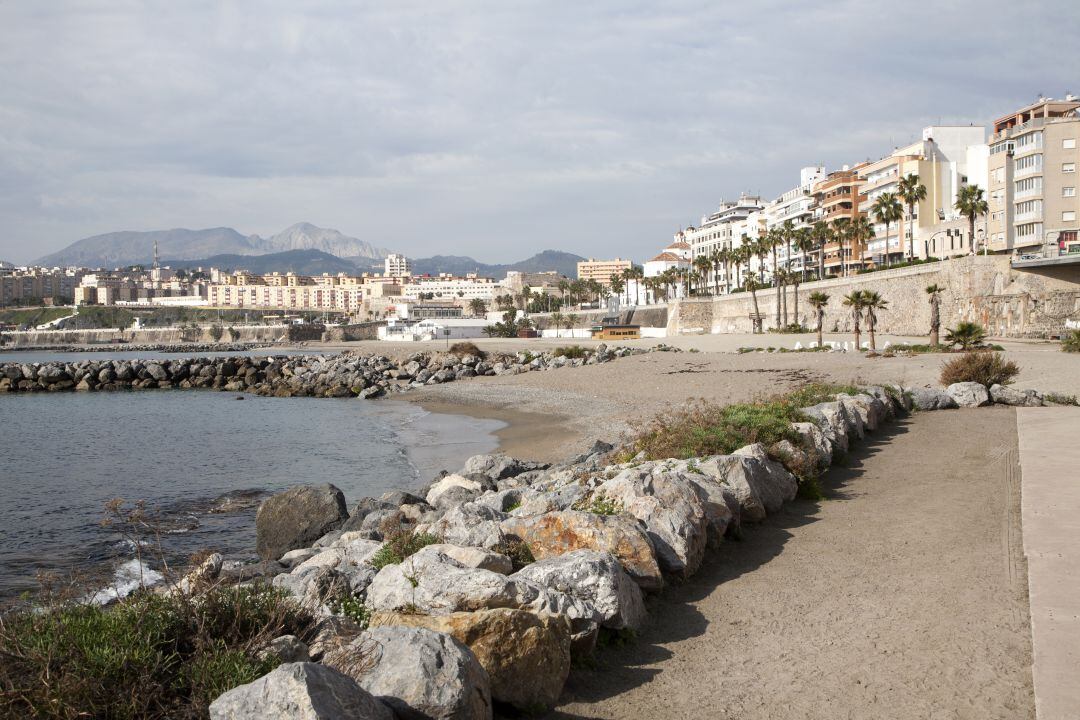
3;324;291;347
667;255;1080;338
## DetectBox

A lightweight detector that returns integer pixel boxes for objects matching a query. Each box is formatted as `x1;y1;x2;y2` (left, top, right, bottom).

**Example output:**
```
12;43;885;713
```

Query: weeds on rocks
572;492;622;516
1044;392;1079;406
493;538;534;570
370;529;441;571
939;351;1019;387
553;345;588;359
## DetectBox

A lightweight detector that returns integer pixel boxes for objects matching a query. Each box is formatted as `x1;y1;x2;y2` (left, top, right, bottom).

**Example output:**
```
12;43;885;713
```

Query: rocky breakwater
205;384;967;718
0;344;644;397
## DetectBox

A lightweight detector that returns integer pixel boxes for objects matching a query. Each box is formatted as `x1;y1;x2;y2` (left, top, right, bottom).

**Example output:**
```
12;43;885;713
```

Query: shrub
939;351;1020;387
449;341;484;358
624;397;805;460
784;382;863;408
370;529;441;570
0;585;313;719
492;537;534;570
1043;392;1079;406
1062;330;1080;353
944;321;987;350
768;323;810;334
573;491;622;516
553;345;588;359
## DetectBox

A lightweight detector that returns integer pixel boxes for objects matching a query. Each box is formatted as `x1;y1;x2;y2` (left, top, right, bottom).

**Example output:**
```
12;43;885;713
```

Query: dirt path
555;408;1034;720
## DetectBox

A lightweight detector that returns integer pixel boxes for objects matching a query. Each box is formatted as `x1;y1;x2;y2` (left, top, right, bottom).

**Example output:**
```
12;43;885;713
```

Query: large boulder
593;467;709;579
841;393;888;432
694;446;797;523
426;474;491;507
799;402;850;453
989;383;1044;407
909;386;959;411
422;543;514;574
461;454;528;481
947;382;992;408
791;421;833;472
256;484;348;561
512;550;647;631
208;662;393;720
416;502;506;550
500;510;663;591
324;625;492;720
371;609;570;712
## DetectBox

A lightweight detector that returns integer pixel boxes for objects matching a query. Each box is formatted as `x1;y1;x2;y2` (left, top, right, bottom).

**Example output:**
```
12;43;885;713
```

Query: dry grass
940;351;1020;387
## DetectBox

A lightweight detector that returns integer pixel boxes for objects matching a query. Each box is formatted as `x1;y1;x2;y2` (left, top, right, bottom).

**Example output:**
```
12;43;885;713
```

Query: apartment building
812;167;866;275
400;275;497;300
576;258;632;286
207;271;401;313
0;267;82;305
384;253;412;278
765;166;826;274
987;96;1080;255
683;193;765;292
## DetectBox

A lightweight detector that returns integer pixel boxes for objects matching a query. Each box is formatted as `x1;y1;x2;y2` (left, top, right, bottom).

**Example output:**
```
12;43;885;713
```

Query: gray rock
791;421;833;472
909;386;959;411
145;363;168;381
800;401;851;453
260;635;310;663
461;454;525;480
423;543;514;574
512;549;647;631
208;662;393;720
426;474;491;507
698;446;797;523
418;502;507;550
255;484;348;561
989;384;1044;407
947;382;992;407
325;625;492;720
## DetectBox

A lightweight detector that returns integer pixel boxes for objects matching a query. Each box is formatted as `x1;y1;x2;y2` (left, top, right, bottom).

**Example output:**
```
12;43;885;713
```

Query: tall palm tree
794;227;815;283
766;228;783;327
625;265;644;305
871;192;904;266
609;276;625;305
550;311;564;338
848;216;875;274
830;217;851;277
808;291;830;348
733;241;750;290
781;219;796;273
693;255;712;296
745;271;762;333
557;278;570;307
897;174;927;262
789;268;802;327
925;284;945;346
776;268;789;326
468;297;487;317
955;185;989;255
842;290;867;351
810;220;829;280
709;249;724;296
862;291;888;351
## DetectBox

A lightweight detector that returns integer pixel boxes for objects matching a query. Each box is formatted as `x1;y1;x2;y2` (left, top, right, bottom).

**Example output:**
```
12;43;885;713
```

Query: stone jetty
0;344;648;397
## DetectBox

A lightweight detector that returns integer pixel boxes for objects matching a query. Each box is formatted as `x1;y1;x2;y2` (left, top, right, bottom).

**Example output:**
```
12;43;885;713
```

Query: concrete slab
1017;407;1080;720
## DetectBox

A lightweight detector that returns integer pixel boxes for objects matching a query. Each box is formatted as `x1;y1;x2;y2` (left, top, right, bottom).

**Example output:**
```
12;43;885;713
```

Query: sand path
554;408;1033;720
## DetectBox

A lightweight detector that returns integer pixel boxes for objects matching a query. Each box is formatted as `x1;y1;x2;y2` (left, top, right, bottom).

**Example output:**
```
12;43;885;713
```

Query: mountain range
34;222;389;268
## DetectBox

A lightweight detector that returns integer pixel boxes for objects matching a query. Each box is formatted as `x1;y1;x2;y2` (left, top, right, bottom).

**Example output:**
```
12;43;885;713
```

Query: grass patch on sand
940;351;1020;387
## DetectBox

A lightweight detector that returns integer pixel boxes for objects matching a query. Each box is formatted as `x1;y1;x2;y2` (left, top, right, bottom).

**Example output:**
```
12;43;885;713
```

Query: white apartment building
400;276;497;301
384;253;412;278
685;193;766;293
765;166;826;274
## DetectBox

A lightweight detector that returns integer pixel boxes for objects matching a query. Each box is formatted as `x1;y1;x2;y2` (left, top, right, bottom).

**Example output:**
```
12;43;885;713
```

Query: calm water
0;390;502;599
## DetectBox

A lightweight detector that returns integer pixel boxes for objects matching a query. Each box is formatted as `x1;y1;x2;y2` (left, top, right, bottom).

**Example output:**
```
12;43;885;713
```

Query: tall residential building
812;166;866;275
857;125;987;265
384;253;412;278
987;95;1080;255
765;166;826;274
685;193;765;292
576;258;632;286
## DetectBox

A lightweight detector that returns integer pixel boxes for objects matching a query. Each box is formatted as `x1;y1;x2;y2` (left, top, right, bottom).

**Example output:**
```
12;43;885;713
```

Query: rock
512;550;646;631
417;502;507;550
800;401;851;453
324;625;492;720
176;552;223;594
791;421;833;472
909;386;959;411
380;489;428;507
279;548;320;568
461;454;526;481
501;510;662;592
426;474;491;507
989;384;1044;407
145;363;168;381
208;662;393;720
423;543;514;574
260;635;311;663
256;484;348;561
594;467;709;579
947;382;992;407
371;609;571;712
340;498;398;533
842;392;888;432
692;449;796;523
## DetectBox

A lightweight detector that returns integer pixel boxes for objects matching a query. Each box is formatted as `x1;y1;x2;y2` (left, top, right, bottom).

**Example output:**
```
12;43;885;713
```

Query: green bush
944;321;987;350
369;529;441;571
784;382;863;408
939;351;1020;387
1062;330;1080;353
553;345;588;359
0;585;313;719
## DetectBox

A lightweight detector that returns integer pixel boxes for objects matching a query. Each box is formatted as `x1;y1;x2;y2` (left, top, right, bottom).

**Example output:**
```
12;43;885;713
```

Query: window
1015;154;1042;172
1065;187;1077;198
1064;163;1077;173
1064;139;1077;150
1065;211;1077;223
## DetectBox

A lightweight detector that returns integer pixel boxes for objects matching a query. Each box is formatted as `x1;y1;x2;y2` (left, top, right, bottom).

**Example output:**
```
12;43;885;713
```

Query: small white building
378;317;490;342
384;253;412;278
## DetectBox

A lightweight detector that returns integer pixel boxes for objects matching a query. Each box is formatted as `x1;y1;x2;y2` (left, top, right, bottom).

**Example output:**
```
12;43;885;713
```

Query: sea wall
668;255;1080;338
3;324;292;348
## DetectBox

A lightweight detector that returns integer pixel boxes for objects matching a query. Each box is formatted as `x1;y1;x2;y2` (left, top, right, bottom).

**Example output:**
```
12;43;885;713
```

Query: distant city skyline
1;1;1077;264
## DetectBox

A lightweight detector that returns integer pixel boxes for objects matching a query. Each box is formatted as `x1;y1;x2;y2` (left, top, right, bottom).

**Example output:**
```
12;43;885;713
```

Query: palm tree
945;321;987;350
830;217;851;276
692;255;712;296
766;228;782;327
609;276;625;305
624;265;643;305
842;290;867;350
925;284;945;346
789;267;802;327
897;174;927;262
745;271;762;333
781;219;796;273
557;279;570;307
468;298;487;317
862;291;888;351
732;242;750;290
775;268;789;326
848;215;875;274
564;313;578;336
709;249;724;296
550;311;564;338
810;220;829;280
954;185;989;255
794;227;815;283
808;291;830;348
872;192;904;266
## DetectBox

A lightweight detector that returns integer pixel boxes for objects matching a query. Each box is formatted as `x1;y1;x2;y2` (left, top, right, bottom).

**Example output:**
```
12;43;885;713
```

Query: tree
692;255;712;296
468;298;487;317
732;242;750;290
776;268;789;326
848;216;876;273
830;217;851;277
810;220;829;280
842;290;867;350
808;291;830;348
925;284;945;346
550;311;565;338
227;326;240;341
745;271;763;333
897;174;927;262
781;219;796;274
954;185;989;255
872;192;904;266
766;228;782;327
945;321;987;350
209;324;224;342
862;291;888;352
557;279;570;307
794;227;816;283
564;313;578;336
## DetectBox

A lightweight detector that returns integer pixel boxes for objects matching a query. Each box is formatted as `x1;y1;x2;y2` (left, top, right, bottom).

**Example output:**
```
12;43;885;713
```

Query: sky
1;1;1078;264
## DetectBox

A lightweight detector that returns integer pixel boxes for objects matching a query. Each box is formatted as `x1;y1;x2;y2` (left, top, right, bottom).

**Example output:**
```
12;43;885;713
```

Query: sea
0;349;504;600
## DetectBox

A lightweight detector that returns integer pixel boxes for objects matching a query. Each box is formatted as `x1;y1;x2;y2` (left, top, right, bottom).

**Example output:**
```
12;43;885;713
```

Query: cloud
0;0;1077;263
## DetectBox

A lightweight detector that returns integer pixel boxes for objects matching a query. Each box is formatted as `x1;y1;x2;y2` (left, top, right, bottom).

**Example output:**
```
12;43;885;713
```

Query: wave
86;559;164;605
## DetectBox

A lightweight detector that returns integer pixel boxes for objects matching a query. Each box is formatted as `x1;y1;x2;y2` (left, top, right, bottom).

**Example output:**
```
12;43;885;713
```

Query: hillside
169;249;359;275
34;222;390;268
410;250;584;278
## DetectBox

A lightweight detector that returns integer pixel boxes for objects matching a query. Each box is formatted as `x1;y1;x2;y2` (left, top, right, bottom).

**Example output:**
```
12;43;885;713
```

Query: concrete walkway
1017;408;1080;720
